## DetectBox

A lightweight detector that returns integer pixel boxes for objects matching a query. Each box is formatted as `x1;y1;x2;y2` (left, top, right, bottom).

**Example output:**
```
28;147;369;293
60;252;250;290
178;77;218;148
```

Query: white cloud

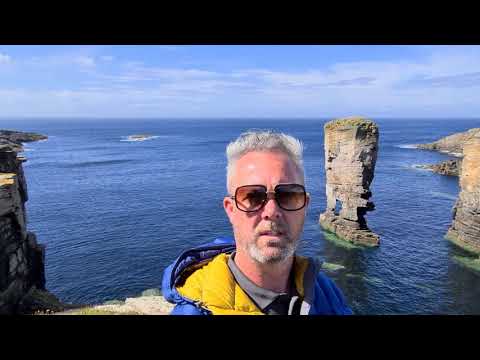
118;66;220;81
24;54;97;69
74;56;95;67
4;46;480;117
0;53;11;64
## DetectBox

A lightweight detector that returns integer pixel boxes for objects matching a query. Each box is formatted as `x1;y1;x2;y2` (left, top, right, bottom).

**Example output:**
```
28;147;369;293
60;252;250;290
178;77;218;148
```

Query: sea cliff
0;130;48;153
0;130;173;314
445;132;480;254
0;131;68;314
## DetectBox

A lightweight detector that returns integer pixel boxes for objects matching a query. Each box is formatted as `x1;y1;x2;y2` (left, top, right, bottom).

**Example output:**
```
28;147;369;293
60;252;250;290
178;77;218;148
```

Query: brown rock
0;142;59;314
0;130;47;153
319;116;380;246
418;159;462;177
416;128;480;157
446;133;480;254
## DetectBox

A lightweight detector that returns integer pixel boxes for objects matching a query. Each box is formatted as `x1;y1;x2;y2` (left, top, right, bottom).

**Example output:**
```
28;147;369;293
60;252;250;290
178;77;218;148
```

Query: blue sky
1;45;480;118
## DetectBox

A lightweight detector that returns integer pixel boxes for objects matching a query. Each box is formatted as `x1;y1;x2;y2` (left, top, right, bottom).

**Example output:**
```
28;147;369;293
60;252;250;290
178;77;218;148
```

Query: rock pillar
319;116;380;246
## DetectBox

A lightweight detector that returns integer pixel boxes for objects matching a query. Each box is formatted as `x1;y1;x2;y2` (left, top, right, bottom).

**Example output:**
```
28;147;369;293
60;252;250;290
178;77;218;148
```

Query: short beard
247;237;298;264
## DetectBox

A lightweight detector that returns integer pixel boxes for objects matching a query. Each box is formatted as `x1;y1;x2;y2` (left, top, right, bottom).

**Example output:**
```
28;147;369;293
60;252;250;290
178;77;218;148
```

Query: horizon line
1;116;480;121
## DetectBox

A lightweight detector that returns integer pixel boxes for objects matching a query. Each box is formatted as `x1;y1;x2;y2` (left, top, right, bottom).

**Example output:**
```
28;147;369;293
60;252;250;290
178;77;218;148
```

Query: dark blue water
2;118;480;314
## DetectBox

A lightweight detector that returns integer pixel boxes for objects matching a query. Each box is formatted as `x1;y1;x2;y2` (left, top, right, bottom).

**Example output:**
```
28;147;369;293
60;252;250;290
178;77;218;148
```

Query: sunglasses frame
230;183;307;212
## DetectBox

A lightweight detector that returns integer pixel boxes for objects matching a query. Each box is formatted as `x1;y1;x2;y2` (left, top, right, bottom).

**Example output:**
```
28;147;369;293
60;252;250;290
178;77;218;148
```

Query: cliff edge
0;131;65;314
0;130;47;153
445;132;480;254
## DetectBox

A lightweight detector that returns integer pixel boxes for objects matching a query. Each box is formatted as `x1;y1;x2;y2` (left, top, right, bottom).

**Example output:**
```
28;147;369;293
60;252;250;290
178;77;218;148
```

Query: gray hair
226;130;305;193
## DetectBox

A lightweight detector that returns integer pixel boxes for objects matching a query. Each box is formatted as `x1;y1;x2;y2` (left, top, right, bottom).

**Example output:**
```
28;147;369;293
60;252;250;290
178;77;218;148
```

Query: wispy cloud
23;53;98;69
408;72;480;88
3;46;480;117
236;69;378;88
0;53;12;64
111;66;220;82
73;56;96;67
100;56;114;62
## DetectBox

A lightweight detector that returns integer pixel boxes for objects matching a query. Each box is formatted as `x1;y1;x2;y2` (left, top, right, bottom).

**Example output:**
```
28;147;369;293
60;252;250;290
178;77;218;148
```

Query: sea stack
446;132;480;254
319;116;380;246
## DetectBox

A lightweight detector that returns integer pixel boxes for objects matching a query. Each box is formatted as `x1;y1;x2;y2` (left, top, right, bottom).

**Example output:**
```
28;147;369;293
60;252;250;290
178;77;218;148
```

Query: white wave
395;144;418;149
429;191;458;201
410;164;432;171
438;150;463;157
120;135;159;142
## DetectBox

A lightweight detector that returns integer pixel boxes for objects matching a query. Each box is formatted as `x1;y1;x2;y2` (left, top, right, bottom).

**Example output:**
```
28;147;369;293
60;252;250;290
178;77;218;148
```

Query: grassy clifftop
48;288;174;315
324;116;378;132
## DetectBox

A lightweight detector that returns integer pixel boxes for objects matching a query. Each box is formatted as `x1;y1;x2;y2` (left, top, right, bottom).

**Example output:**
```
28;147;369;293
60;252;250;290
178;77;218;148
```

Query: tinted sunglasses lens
276;184;306;210
235;186;266;211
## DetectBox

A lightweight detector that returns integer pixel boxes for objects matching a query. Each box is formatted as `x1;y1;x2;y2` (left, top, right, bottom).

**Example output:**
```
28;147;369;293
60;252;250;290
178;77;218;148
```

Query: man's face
223;151;309;264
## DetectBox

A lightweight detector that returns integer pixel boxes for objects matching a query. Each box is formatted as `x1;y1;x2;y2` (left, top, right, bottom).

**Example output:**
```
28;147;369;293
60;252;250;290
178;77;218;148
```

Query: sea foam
120;135;160;142
395;144;418;149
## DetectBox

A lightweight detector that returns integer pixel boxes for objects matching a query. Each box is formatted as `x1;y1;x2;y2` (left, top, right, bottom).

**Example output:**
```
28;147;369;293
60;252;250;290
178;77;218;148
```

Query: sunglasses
230;183;307;212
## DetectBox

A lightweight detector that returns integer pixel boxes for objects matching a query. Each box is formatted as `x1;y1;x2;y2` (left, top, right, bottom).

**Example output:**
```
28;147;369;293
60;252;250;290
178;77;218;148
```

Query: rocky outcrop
417;159;462;177
0;130;47;153
415;128;480;177
416;128;480;157
446;132;480;254
319;116;380;246
0;131;63;314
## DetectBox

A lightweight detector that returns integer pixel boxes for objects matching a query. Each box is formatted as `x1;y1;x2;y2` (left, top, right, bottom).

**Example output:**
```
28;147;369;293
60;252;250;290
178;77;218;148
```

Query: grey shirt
227;252;302;315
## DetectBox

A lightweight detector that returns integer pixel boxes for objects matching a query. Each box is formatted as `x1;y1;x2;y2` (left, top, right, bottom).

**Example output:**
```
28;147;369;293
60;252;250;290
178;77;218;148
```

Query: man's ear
223;196;235;224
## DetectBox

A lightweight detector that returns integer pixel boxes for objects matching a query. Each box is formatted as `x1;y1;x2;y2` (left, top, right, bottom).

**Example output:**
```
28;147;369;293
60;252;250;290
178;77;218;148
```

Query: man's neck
233;251;294;293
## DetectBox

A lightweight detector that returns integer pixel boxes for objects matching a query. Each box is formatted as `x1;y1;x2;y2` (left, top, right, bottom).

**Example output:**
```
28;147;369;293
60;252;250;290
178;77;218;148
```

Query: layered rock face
0;138;63;314
416;128;480;157
319;117;380;246
446;133;480;254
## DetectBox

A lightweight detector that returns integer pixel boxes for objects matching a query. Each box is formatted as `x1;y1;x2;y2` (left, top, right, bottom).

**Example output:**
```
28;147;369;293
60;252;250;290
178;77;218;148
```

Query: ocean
2;118;480;314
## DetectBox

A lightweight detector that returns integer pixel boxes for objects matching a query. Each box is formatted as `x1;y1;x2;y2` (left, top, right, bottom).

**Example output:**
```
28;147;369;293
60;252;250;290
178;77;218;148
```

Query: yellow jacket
176;253;309;315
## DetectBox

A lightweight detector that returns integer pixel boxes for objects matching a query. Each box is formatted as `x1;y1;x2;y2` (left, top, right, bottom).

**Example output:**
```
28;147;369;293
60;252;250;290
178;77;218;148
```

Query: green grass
59;307;140;315
324;117;377;132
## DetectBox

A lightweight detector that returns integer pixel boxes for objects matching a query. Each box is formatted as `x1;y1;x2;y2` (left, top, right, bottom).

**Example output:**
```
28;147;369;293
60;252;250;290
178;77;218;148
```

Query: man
162;130;353;315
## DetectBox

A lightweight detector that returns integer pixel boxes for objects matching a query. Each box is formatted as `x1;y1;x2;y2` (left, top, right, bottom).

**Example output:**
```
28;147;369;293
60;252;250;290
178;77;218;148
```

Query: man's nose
261;192;281;219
